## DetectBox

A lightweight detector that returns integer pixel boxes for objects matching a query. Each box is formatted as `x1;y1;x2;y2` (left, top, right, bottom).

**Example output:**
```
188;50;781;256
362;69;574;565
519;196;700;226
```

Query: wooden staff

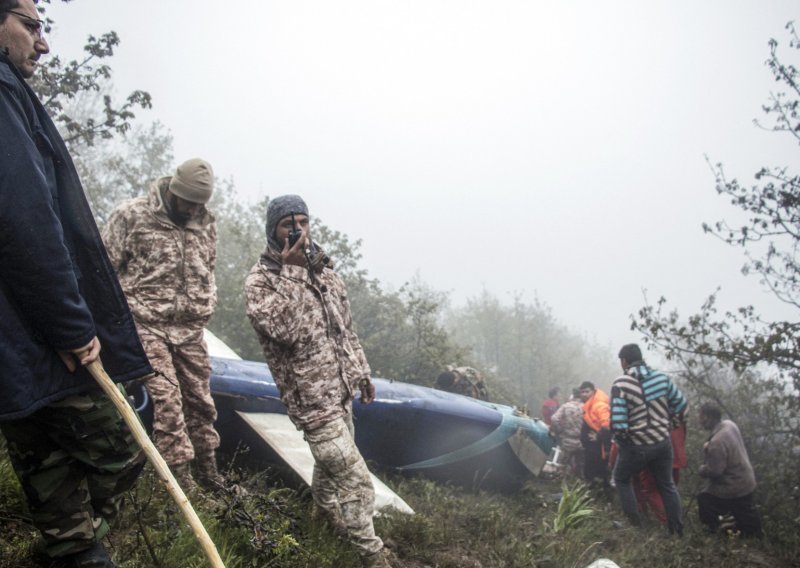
87;360;226;568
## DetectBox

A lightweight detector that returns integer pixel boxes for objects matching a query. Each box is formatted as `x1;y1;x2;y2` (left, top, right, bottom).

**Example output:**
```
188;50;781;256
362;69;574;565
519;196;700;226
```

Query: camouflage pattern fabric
305;411;383;558
102;178;217;338
245;250;371;431
454;366;490;401
437;366;490;401
550;399;585;476
550;399;584;452
102;178;220;466
138;328;219;466
0;389;144;558
246;245;382;558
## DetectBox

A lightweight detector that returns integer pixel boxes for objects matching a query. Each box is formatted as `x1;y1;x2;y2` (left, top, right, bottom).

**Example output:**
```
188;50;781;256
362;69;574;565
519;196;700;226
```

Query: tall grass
0;441;798;568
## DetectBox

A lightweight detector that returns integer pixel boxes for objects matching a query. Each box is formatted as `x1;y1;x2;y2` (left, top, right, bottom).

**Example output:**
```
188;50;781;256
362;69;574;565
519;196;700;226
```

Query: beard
165;193;190;226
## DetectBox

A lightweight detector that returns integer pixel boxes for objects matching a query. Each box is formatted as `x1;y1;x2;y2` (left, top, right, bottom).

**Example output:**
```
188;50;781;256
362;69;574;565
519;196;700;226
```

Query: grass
0;443;798;568
546;481;595;534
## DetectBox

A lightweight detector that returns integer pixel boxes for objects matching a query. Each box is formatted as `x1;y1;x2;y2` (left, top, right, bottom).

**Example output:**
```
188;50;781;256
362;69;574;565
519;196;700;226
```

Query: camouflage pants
305;411;383;558
140;331;220;466
0;389;144;558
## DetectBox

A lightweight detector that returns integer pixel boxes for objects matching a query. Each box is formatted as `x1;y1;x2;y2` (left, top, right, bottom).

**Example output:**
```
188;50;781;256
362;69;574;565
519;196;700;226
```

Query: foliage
632;21;800;555
3;437;800;567
546;481;595;534
633;21;800;406
354;277;465;384
207;200;467;379
447;289;618;412
76;121;175;225
314;229;466;384
206;188;268;361
32;1;151;149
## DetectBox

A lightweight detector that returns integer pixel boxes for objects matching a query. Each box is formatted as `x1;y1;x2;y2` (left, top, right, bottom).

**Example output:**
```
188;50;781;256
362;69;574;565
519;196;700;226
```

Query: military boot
48;542;115;568
194;451;226;492
172;462;198;494
361;547;393;568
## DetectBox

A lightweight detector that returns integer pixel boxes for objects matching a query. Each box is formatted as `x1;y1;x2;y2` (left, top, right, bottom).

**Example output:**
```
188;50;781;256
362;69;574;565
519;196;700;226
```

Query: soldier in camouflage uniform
245;195;391;568
550;388;585;476
434;365;490;401
102;159;224;492
1;3;152;565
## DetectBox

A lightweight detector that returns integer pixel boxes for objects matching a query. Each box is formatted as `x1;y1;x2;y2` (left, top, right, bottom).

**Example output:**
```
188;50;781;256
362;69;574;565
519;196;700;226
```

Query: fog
44;0;798;351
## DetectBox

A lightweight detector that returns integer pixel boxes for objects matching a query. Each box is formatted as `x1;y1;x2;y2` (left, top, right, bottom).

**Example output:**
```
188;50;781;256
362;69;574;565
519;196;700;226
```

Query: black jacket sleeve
0;68;96;350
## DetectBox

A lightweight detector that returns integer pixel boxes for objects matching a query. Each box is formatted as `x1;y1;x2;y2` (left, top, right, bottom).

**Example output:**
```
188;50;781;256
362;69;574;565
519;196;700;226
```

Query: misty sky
43;1;798;352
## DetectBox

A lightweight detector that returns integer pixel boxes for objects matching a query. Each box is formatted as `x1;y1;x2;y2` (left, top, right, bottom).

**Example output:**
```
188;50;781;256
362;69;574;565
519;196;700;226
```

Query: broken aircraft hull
206;357;554;490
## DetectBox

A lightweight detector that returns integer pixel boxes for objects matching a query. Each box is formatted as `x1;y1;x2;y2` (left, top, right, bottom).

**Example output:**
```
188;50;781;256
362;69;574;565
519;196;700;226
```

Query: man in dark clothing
0;2;152;565
697;403;763;537
610;343;687;536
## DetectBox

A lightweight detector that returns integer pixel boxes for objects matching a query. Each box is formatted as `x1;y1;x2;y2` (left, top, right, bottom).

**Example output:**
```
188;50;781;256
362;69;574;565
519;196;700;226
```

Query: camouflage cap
266;194;308;250
169;158;214;204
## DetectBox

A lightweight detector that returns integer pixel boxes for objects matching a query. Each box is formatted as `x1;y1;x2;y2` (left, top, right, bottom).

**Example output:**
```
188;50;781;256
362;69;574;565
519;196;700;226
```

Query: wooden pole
87;360;226;568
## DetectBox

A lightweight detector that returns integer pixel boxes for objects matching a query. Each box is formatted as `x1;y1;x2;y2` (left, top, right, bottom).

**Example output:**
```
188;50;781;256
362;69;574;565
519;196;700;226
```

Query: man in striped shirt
610;344;688;535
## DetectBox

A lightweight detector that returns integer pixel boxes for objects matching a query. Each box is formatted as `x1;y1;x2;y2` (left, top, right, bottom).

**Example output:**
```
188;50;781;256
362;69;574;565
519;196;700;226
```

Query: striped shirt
611;364;687;446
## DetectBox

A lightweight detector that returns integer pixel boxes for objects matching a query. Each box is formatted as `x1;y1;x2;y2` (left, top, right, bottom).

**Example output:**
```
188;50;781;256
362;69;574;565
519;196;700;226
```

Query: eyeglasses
5;10;46;41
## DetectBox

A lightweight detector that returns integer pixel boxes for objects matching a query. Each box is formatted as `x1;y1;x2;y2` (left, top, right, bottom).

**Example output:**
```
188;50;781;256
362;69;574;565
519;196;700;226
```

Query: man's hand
359;378;376;405
57;336;101;372
281;226;309;267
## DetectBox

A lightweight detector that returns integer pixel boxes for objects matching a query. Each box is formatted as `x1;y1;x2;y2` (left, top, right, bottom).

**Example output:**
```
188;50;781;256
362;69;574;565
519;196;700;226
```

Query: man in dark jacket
0;2;152;566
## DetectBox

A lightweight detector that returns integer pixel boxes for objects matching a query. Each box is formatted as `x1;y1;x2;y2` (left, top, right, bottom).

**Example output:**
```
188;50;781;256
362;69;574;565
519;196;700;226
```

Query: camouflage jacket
550;399;584;451
244;247;371;431
438;366;490;401
102;179;217;343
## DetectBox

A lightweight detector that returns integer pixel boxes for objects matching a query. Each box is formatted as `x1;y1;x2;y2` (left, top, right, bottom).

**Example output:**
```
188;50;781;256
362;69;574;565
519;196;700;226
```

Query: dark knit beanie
168;158;214;204
266;194;309;250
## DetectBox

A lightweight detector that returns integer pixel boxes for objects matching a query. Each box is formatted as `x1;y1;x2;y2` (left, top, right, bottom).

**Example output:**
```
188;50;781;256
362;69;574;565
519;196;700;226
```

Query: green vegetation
546;482;595;534
2;448;798;567
4;3;798;567
631;19;800;562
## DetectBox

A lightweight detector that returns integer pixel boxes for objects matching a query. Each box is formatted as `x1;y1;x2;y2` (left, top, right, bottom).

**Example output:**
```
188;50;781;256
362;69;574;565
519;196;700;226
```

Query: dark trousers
583;440;607;484
581;423;610;486
612;438;683;535
698;491;763;538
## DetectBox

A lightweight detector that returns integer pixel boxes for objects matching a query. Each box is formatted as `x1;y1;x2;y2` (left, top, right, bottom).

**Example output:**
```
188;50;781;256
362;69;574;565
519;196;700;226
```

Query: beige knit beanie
168;158;214;203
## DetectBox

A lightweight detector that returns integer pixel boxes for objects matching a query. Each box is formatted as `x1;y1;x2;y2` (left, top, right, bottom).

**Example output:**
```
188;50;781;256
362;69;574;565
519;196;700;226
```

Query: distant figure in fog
541;386;561;425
